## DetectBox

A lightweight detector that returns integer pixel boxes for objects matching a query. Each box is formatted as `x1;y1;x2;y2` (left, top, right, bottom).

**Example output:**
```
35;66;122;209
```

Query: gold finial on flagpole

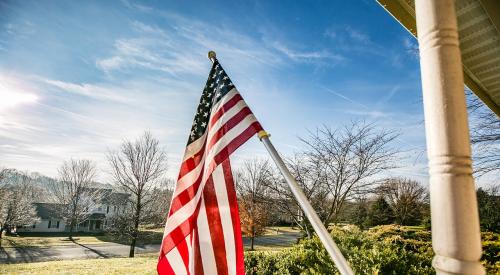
208;51;216;63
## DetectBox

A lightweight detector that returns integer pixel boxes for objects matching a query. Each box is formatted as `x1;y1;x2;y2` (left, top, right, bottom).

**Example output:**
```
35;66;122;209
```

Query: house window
106;205;109;214
113;206;117;212
48;220;59;228
32;224;36;228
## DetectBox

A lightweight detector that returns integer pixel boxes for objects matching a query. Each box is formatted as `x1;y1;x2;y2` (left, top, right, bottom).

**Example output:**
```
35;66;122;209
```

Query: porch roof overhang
377;0;500;117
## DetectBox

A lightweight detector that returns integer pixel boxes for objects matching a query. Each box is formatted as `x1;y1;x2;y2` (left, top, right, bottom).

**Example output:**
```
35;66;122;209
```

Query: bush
482;231;500;274
245;225;434;274
244;225;500;274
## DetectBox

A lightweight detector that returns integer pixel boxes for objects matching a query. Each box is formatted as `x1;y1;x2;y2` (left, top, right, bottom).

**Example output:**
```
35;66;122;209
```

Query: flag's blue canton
188;59;235;144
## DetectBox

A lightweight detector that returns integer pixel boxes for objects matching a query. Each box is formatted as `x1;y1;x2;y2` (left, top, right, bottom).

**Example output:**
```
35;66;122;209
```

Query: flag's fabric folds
157;58;263;275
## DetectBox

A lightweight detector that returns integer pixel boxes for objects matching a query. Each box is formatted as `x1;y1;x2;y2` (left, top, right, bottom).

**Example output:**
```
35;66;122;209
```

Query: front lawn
0;253;158;275
0;228;164;248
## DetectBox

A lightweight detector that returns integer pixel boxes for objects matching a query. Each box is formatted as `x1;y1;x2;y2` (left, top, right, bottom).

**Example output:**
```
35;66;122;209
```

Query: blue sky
0;0;433;183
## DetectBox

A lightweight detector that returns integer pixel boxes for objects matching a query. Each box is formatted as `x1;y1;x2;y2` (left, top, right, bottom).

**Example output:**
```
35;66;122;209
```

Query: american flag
157;57;263;275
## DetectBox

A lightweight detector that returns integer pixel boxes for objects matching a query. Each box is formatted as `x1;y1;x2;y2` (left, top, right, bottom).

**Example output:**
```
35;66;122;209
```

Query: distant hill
0;169;118;202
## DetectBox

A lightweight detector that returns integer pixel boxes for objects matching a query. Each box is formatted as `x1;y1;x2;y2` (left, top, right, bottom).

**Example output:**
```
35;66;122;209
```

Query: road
0;232;301;264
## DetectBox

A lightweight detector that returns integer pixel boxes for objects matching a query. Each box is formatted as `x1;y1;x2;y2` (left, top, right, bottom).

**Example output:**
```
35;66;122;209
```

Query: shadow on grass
0;238;59;264
16;232;105;238
94;230;163;246
71;239;110;258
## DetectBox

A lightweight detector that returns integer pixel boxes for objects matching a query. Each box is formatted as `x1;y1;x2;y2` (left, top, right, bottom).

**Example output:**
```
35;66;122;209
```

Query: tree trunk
129;197;141;258
129;233;137;257
0;225;3;247
129;218;139;257
69;222;74;240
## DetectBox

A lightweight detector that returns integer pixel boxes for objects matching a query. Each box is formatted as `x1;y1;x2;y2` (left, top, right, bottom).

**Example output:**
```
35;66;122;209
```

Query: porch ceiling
377;0;500;116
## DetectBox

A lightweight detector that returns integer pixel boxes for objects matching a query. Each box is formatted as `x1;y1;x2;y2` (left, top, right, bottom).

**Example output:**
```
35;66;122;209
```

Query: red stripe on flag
169;172;203;215
176;238;190;274
178;139;206;179
161;200;202;255
222;160;245;275
157;253;175;275
207;107;252;149
210;94;243;128
203;175;229;275
192;226;204;275
209;121;263;172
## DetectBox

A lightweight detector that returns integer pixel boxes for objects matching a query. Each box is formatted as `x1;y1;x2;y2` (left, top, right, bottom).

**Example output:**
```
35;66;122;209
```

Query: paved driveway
0;232;301;264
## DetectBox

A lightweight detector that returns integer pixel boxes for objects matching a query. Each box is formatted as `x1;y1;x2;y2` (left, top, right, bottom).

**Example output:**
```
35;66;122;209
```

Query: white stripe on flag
197;195;218;274
163;191;200;236
174;153;206;197
211;88;238;115
207;99;248;141
203;114;258;181
212;165;237;275
166;247;188;275
183;131;208;161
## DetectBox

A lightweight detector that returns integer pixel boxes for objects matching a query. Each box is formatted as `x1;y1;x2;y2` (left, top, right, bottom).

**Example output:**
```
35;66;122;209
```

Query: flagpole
208;51;354;275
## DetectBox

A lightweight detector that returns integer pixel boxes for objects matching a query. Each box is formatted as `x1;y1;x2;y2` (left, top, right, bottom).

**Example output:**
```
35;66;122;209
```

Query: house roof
377;0;500;116
89;213;106;219
101;191;130;204
34;203;63;219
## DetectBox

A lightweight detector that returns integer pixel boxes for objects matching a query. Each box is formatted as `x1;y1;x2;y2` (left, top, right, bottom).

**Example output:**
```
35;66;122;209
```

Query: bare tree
0;168;9;183
0;172;40;244
270;122;398;233
268;154;327;237
378;177;428;225
49;159;102;240
106;185;171;242
107;131;167;257
466;90;500;177
235;159;273;250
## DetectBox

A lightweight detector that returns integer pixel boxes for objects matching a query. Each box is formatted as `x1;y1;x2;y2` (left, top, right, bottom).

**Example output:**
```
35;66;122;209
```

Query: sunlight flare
0;75;38;111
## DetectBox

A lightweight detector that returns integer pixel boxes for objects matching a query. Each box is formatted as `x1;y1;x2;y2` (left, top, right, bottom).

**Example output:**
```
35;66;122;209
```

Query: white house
17;190;130;233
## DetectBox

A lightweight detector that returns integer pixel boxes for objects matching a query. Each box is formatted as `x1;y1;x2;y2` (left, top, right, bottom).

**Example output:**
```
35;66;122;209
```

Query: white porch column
415;0;484;274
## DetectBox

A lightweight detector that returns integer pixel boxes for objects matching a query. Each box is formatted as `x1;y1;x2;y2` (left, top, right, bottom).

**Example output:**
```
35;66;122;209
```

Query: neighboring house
102;191;131;229
17;189;130;233
17;203;65;233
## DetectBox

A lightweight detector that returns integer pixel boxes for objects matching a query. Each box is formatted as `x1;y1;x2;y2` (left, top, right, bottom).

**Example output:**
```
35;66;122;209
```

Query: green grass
0;228;164;248
1;226;299;249
0;254;158;275
263;226;300;235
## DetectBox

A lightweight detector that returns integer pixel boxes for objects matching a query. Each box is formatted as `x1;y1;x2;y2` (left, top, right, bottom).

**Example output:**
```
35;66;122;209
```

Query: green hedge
245;225;500;274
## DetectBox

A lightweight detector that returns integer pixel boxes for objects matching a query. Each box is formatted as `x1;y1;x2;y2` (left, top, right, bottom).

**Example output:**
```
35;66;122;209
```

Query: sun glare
0;75;38;111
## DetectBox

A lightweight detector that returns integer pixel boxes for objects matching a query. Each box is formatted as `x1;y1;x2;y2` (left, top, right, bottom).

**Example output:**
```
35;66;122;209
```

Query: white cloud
41;78;130;103
271;41;343;63
345;110;391;118
345;26;371;44
403;37;419;58
322;87;369;109
96;18;283;77
130;20;166;36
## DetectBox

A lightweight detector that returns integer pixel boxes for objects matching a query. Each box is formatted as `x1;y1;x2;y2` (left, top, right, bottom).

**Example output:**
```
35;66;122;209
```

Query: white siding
17;219;66;233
